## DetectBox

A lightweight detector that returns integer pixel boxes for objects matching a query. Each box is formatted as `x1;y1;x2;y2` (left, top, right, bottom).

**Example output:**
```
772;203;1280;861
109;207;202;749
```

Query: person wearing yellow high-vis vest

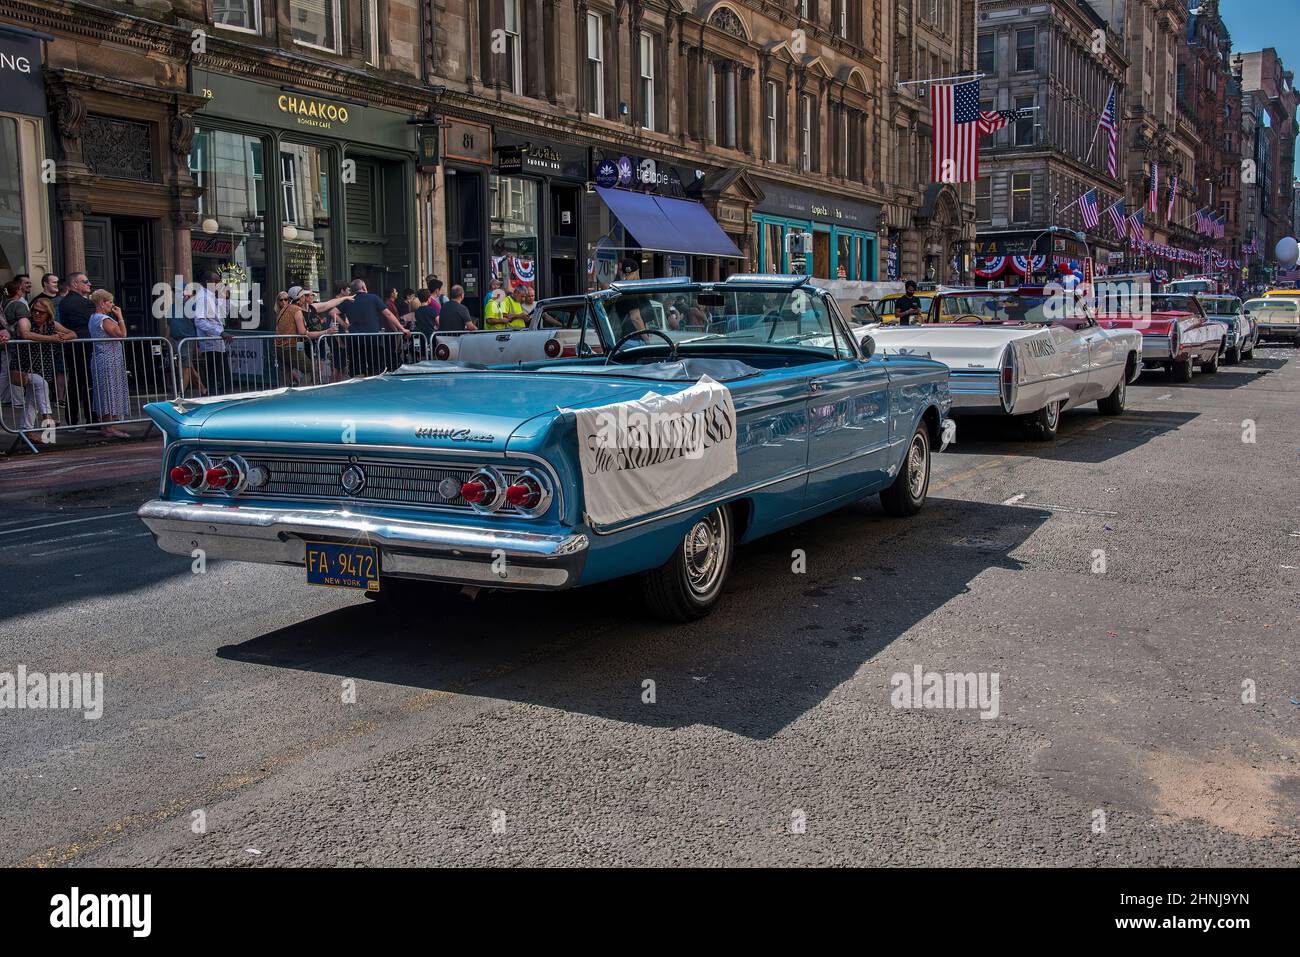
484;283;526;329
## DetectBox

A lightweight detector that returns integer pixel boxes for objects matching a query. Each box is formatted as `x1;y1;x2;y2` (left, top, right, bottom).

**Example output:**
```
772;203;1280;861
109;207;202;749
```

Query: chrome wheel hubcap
683;509;728;597
907;436;928;498
1045;401;1059;428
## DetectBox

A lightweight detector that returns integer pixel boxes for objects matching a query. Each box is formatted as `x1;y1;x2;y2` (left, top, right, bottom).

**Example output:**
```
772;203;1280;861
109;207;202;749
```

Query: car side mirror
860;334;876;359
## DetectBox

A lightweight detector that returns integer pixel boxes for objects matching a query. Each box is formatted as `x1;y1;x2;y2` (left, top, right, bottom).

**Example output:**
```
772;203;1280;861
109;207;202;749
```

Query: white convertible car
856;286;1143;440
432;296;603;363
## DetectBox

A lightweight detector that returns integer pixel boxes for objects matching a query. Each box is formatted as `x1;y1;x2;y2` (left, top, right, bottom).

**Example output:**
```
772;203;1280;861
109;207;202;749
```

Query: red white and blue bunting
974;255;1008;278
1010;255;1047;276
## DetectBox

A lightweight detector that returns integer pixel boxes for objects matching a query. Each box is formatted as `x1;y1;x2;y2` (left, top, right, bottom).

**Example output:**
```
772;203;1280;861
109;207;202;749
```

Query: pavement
1;347;1298;866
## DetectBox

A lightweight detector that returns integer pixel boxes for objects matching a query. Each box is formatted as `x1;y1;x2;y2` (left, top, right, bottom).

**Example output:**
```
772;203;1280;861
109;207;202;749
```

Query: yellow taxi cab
1262;288;1300;298
872;291;934;324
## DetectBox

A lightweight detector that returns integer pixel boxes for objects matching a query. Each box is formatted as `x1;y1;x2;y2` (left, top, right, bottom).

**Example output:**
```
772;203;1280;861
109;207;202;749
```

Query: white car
855;287;1143;440
432;297;603;363
1244;296;1300;345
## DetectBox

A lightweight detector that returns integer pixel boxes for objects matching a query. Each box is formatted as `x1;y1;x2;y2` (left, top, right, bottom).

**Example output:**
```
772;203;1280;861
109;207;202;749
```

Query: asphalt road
2;348;1298;867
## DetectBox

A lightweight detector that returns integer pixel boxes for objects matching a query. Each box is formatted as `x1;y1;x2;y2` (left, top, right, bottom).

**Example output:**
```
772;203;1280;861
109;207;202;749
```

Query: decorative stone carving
82;115;155;182
170;112;195;158
709;8;746;40
54;90;86;144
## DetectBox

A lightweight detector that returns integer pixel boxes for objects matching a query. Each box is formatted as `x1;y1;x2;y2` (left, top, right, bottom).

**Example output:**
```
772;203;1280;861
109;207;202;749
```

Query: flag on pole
1105;199;1127;236
1097;84;1120;178
1147;160;1159;213
1079;189;1100;230
931;79;983;183
1128;208;1145;242
1165;174;1177;221
1194;207;1209;234
978;107;1024;134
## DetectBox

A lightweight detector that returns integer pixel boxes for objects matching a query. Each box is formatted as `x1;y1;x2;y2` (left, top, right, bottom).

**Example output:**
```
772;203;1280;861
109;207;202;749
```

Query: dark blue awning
596;187;742;258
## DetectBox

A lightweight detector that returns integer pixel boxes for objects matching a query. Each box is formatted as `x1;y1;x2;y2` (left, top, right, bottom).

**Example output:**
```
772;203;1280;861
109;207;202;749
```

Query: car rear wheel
1202;349;1219;374
641;505;734;622
1224;346;1240;364
1022;399;1061;441
1097;373;1126;415
1171;357;1193;382
1242;341;1255;359
880;425;931;517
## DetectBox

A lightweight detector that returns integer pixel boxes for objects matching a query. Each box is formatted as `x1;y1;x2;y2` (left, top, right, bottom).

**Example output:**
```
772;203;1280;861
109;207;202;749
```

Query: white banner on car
566;376;738;526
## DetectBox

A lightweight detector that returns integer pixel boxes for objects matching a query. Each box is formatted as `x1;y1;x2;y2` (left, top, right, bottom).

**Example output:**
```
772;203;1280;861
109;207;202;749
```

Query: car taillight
171;453;211;493
461;468;505;513
204;458;244;492
170;464;198;486
543;337;562;358
504;470;551;517
435;342;450;361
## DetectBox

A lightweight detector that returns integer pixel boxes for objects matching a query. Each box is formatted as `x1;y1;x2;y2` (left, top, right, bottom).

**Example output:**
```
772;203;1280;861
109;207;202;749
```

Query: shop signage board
0;26;45;117
443;119;492;165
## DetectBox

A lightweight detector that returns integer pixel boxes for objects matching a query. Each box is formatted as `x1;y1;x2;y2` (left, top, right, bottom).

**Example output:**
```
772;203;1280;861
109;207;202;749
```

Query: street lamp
1030;225;1090;279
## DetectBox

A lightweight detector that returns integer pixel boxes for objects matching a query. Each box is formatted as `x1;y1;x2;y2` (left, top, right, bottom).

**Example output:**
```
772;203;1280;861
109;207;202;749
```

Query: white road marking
1155;393;1173;400
1001;493;1027;505
0;511;137;538
26;529;121;548
1008;501;1119;517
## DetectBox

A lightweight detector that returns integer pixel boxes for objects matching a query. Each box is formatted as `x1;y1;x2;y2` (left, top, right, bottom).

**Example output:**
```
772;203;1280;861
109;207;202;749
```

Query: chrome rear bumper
137;499;589;589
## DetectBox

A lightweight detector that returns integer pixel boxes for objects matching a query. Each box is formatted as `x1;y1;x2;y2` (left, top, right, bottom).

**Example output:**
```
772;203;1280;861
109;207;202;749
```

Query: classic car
1095;293;1227;381
138;275;954;621
1164;276;1219;295
432;296;602;363
870;291;935;325
1196;295;1258;363
852;286;1142;441
1244;296;1300;344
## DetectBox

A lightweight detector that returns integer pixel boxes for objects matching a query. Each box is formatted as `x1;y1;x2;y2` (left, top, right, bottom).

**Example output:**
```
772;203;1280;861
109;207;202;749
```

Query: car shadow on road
215;496;1050;739
1157;366;1279;390
940;409;1197;464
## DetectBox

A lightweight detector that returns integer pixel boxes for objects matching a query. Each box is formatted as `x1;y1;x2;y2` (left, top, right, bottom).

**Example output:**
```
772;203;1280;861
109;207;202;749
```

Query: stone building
1178;0;1236;261
973;0;1129;281
1233;47;1298;284
879;0;977;284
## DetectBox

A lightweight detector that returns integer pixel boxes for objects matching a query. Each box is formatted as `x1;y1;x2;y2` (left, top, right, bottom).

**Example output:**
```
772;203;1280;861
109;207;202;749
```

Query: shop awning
596;187;742;258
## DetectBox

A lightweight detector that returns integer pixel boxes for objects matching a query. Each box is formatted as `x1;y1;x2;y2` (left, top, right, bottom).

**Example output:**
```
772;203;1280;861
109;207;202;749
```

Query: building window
639;32;656;131
1011;172;1032;223
586;13;604;117
279;143;334;297
978;34;994;74
280;152;299;226
1014;95;1035;146
765;80;780;162
289;0;339;52
1015;29;1035;72
833;0;847;39
707;62;737;148
189;128;269;328
707;64;718;143
361;0;380;66
796;0;809;17
213;0;259;33
976;176;991;222
502;0;522;94
489;175;540;291
0;117;25;286
799;94;814;172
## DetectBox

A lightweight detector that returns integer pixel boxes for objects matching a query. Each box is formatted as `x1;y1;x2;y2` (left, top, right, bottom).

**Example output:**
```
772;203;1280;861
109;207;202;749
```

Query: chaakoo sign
191;69;414;150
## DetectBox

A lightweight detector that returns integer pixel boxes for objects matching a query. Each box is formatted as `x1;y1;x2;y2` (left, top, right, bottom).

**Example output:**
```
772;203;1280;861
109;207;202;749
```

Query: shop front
585;150;744;287
0;23;53;285
753;180;880;281
971;231;1097;285
188;69;417;330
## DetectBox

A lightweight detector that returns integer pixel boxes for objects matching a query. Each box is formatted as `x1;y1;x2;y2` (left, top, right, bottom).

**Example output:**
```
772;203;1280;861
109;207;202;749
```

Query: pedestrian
16;297;74;423
895;280;924;325
484;280;525;329
30;273;59;317
438;285;477;337
275;286;346;386
413;287;440;338
3;275;31;327
515;284;537;317
193;270;230;395
2;309;54;443
427;277;446;307
337;279;407;376
89;289;130;438
54;272;96;424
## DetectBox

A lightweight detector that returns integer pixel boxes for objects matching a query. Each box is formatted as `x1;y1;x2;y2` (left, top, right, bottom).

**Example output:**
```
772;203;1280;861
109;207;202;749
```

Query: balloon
1276;236;1300;266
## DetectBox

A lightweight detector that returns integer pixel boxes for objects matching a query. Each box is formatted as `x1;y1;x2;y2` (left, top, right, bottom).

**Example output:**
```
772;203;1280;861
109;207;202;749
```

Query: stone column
59;200;89;275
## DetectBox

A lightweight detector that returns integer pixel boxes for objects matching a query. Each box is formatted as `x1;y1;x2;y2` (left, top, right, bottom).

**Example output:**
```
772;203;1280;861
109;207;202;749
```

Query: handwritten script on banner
564;376;738;527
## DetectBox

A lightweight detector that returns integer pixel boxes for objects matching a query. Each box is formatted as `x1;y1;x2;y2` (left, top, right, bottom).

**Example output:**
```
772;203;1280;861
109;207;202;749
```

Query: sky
1218;0;1300;179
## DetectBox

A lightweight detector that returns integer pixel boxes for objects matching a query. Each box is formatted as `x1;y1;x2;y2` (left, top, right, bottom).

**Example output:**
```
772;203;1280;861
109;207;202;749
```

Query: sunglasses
277;296;290;302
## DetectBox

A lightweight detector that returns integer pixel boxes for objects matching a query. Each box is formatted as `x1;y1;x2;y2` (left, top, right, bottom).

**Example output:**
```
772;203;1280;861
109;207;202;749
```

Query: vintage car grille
234;454;535;514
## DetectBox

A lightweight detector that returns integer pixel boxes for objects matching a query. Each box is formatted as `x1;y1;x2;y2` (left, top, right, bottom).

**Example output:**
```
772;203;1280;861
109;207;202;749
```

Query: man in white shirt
192;271;230;393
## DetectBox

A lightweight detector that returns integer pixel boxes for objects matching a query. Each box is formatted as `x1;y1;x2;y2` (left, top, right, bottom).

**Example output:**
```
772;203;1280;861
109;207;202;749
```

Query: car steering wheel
604;327;678;364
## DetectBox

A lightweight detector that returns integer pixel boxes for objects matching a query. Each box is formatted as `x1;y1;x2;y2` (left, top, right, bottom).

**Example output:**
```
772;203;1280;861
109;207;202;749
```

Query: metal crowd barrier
3;330;434;453
1;336;176;453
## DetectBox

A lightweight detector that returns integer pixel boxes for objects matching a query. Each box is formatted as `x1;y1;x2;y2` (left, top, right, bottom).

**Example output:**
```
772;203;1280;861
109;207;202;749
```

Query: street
2;348;1298;867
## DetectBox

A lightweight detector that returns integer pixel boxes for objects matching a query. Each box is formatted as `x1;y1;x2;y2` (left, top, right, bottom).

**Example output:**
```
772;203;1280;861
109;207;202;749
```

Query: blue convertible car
139;275;952;620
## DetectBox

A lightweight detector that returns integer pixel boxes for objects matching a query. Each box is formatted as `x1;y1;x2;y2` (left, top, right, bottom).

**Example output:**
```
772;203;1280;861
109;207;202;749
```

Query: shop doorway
445;168;485;316
83;215;155;335
345;155;411;300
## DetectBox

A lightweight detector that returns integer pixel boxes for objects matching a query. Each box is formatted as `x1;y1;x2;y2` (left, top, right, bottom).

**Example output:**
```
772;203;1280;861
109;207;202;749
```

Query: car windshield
1245;298;1298;313
1147;295;1200;313
933;293;1083;326
1199;298;1240;315
593;286;850;357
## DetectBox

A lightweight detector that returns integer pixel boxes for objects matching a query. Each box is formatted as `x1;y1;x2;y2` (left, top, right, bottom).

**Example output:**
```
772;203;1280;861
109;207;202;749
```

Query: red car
1096;292;1226;382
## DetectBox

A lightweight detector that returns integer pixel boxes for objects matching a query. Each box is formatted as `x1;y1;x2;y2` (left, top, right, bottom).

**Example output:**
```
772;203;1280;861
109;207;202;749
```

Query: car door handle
809;380;824;392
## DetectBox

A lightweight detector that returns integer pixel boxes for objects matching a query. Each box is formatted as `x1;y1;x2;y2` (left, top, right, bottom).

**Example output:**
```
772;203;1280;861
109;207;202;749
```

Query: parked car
1096;293;1227;381
870;291;935;324
433;296;602;363
138;275;953;621
1196;295;1258;363
1244;296;1300;345
857;286;1142;441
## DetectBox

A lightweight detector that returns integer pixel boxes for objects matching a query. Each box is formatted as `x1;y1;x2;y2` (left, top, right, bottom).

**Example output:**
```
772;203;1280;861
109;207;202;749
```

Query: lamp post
1030;225;1089;281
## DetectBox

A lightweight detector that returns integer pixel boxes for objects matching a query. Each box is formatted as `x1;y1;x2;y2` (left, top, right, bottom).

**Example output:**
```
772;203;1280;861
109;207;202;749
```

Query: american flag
1128;208;1145;243
1194;207;1209;234
1097;84;1120;178
1079;189;1101;229
1214;212;1225;239
931;79;983;183
1106;199;1127;235
978;108;1022;134
1165;174;1177;220
1147;160;1159;213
